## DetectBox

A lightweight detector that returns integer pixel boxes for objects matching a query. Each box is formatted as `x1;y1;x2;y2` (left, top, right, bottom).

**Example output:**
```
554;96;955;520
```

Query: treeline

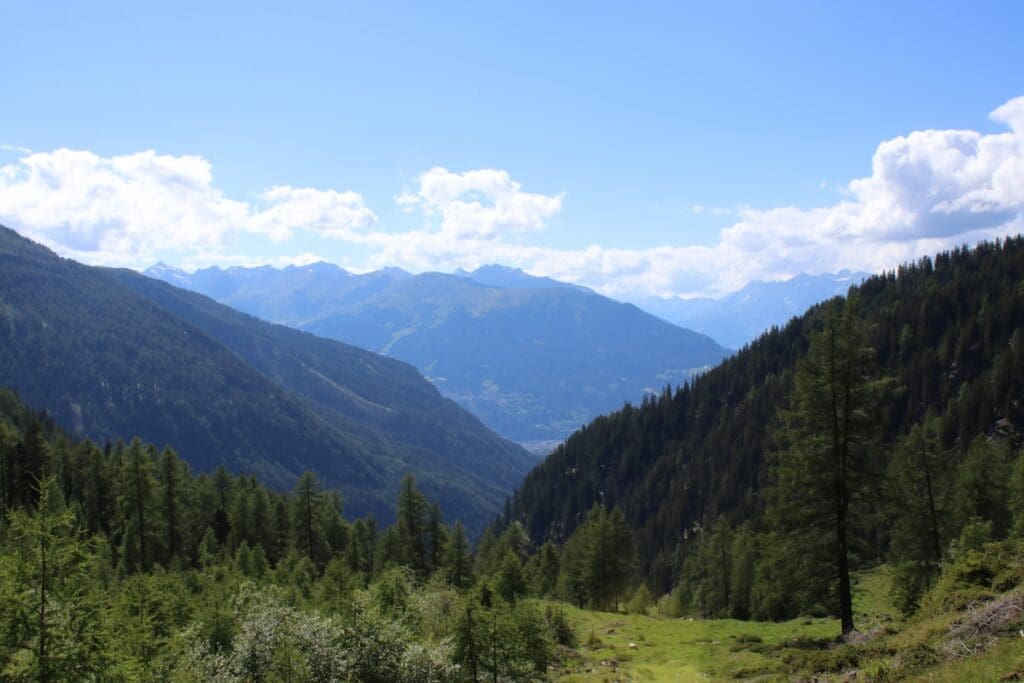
507;236;1024;600
674;295;1024;630
0;387;646;681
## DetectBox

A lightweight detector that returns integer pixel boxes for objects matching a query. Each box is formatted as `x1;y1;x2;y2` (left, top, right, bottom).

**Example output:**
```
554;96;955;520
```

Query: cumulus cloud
375;98;1024;298
0;148;375;267
393;167;563;238
2;96;1024;299
252;186;376;242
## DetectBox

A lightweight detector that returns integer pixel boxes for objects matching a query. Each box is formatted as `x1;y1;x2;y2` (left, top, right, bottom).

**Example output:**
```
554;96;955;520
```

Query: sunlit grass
546;566;1024;681
548;603;837;681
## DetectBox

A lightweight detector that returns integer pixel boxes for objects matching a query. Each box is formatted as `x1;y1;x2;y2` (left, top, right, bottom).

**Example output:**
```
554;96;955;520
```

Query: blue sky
2;1;1024;299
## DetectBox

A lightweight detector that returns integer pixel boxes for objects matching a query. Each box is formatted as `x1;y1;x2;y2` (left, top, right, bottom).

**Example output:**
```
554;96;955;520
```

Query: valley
3;7;1022;679
1;234;1022;680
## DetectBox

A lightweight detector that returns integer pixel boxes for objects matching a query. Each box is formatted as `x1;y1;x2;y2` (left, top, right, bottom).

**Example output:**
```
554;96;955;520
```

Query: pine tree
953;435;1013;538
291;471;325;566
426;501;447;574
767;295;885;634
3;478;105;680
887;418;950;612
395;474;428;574
495;551;526;604
211;466;232;546
728;523;757;619
0;421;18;511
117;439;157;572
445;521;474;589
532;541;560;597
156;447;186;565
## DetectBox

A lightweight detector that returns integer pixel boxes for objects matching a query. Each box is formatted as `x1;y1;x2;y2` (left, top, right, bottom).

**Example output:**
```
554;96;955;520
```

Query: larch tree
887;416;950;613
768;294;885;634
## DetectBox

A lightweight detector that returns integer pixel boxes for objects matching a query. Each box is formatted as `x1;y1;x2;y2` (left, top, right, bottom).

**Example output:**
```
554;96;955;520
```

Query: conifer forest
1;237;1023;680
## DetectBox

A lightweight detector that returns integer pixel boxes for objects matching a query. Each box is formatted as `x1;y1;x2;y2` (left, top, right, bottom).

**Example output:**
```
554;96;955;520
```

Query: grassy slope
549;565;1024;682
552;606;836;681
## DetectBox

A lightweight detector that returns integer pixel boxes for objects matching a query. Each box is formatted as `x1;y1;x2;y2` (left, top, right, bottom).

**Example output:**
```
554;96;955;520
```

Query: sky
2;1;1024;300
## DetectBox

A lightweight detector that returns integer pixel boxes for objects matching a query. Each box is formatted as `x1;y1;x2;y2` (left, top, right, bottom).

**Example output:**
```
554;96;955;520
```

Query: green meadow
548;564;1024;682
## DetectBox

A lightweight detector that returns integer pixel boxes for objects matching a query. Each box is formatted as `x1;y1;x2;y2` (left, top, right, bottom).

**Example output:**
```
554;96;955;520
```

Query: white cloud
0;148;375;267
373;99;1024;298
689;204;733;216
2;96;1024;299
394;167;563;238
253;186;376;242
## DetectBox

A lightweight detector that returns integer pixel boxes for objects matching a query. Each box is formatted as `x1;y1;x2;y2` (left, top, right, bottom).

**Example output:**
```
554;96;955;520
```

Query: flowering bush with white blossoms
172;583;457;682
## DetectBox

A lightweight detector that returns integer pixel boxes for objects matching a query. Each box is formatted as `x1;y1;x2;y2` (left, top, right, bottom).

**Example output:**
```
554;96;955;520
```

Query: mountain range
145;262;730;452
0;225;532;531
633;270;870;350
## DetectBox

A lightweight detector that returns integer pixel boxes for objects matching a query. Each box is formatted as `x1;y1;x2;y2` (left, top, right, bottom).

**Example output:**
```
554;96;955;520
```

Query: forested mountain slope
146;262;729;451
508;237;1024;590
0;225;531;530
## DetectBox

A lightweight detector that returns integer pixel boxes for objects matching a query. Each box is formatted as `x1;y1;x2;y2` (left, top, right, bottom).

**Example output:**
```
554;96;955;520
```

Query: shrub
626;584;654;615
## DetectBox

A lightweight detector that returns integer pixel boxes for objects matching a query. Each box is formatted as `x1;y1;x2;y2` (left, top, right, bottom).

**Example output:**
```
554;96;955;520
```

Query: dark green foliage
953;436;1014;537
509;236;1024;604
494;551;527;604
445;521;474;590
887;417;952;613
1011;454;1024;538
765;295;886;633
679;516;735;618
555;505;634;611
396;474;429;575
0;387;581;678
453;586;553;681
0;479;106;681
531;540;560;597
0;224;532;532
291;471;330;567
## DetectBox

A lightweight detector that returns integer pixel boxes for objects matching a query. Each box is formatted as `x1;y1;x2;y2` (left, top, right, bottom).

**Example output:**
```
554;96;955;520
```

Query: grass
546;563;1024;681
549;604;837;681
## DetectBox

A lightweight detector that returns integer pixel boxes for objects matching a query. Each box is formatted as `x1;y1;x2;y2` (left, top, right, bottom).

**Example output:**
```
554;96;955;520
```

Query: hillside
0;225;532;530
507;237;1024;590
145;263;730;451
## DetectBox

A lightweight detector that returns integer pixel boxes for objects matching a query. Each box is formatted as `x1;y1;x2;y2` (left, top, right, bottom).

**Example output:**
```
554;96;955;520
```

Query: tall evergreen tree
156;447;186;565
3;478;105;680
887;417;951;612
395;474;428;574
426;501;447;574
953;435;1013;538
117;439;157;572
445;521;474;589
291;471;325;566
767;295;884;634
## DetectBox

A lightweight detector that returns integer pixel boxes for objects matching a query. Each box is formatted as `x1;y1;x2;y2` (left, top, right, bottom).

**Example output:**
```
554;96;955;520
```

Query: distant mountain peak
634;270;871;349
143;262;192;288
457;262;591;293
